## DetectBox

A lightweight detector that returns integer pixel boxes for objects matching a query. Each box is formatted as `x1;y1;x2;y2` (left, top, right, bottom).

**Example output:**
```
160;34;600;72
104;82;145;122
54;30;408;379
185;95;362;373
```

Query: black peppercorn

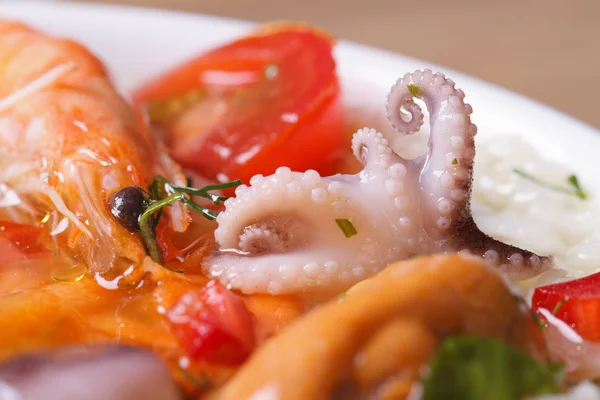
108;186;146;232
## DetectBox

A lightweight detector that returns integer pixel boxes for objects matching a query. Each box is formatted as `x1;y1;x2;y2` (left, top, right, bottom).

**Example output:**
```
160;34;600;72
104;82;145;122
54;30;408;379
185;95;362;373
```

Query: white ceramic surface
0;1;599;194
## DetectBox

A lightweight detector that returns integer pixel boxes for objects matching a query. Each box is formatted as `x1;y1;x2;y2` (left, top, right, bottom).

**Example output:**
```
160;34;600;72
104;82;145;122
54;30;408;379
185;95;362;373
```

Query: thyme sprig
140;177;241;263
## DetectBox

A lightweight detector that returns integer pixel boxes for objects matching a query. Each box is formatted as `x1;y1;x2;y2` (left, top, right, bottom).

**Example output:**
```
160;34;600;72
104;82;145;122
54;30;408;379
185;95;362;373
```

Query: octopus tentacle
210;165;387;294
386;69;475;238
447;218;552;280
351;127;399;172
207;69;551;296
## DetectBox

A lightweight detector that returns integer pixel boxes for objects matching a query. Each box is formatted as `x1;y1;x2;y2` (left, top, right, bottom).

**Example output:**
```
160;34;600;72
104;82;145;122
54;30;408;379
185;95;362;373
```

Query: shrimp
0;22;189;273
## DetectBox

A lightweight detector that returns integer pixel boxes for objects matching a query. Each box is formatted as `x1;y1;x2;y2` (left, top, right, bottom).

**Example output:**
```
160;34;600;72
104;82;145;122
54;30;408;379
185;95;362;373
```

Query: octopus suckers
454;167;470;181
450;136;465;150
385;179;402;195
437;198;453;215
249;174;265;186
440;172;454;188
388;163;406;179
311;188;327;203
286;181;303;194
436;217;451;230
324;261;339;276
207;69;551;296
303;262;320;279
328;181;343;195
399;217;411;228
442;85;454;95
463;147;476;161
279;265;300;282
394;196;407;210
275;166;292;183
303;170;321;187
509;253;524;267
483;249;500;264
235;184;248;196
449;96;462;107
450;189;466;202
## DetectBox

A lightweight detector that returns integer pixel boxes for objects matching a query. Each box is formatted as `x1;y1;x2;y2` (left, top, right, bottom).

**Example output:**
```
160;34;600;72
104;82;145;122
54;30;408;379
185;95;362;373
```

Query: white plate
1;1;599;194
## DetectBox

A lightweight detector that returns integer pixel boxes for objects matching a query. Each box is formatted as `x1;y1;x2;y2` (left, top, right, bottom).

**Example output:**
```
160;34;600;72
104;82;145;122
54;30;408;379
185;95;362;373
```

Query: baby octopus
205;69;551;295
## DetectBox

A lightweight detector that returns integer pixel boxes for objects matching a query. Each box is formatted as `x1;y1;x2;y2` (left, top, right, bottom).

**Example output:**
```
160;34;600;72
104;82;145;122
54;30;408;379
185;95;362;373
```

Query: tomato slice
0;221;48;264
167;280;256;365
532;272;600;341
133;23;345;184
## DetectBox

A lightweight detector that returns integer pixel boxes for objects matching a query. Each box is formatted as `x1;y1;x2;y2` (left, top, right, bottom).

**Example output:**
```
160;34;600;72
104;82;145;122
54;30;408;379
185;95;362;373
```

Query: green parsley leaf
408;84;421;97
567;174;588;200
452;158;458;165
421;335;563;400
335;218;357;238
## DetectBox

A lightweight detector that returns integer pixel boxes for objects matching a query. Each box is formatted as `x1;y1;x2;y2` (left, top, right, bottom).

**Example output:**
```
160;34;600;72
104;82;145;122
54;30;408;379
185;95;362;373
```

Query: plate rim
1;0;598;137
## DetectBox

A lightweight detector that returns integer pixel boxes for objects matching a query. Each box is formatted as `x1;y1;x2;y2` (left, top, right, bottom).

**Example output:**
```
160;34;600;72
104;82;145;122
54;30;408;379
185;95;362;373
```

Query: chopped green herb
139;177;242;264
177;367;211;392
407;84;421;97
335;218;357;238
531;311;548;329
421;335;563;400
513;169;588;200
338;292;346;299
567;174;588;199
552;298;567;315
452;158;458;165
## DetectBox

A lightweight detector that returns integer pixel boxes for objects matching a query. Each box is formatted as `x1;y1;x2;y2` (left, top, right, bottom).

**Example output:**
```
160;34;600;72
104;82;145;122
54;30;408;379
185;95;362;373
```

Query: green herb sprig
513;169;589;200
140;176;241;263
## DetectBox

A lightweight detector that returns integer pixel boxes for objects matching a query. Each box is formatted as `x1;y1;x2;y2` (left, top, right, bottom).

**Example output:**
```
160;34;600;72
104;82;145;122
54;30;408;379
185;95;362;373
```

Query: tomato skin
532;272;600;341
0;221;48;264
134;24;345;184
167;280;255;365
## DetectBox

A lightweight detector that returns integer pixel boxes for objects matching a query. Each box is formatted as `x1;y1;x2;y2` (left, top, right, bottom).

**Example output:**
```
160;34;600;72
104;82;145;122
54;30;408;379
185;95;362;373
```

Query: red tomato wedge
167;280;256;365
0;221;48;264
532;272;600;341
133;23;346;184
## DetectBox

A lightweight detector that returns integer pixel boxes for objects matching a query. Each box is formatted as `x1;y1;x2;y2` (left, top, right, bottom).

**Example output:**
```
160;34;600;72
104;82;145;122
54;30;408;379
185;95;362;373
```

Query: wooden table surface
78;0;600;129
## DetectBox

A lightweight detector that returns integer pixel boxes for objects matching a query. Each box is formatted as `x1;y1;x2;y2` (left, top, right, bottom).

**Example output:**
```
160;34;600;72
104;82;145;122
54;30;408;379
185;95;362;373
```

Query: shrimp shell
0;22;190;273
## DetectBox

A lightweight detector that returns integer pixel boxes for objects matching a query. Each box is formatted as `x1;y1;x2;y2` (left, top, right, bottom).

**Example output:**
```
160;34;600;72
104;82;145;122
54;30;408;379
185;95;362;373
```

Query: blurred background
74;0;599;128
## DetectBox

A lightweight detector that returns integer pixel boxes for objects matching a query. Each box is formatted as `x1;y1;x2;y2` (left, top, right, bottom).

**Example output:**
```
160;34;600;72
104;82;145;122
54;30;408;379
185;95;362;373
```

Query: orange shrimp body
0;22;189;274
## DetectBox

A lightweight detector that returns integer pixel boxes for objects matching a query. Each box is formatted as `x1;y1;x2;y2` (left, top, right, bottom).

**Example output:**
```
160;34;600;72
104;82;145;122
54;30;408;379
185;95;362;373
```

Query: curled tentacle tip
385;89;425;135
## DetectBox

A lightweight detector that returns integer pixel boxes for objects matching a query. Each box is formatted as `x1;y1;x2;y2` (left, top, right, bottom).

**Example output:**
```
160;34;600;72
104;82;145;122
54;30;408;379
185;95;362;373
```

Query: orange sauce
0;118;371;395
